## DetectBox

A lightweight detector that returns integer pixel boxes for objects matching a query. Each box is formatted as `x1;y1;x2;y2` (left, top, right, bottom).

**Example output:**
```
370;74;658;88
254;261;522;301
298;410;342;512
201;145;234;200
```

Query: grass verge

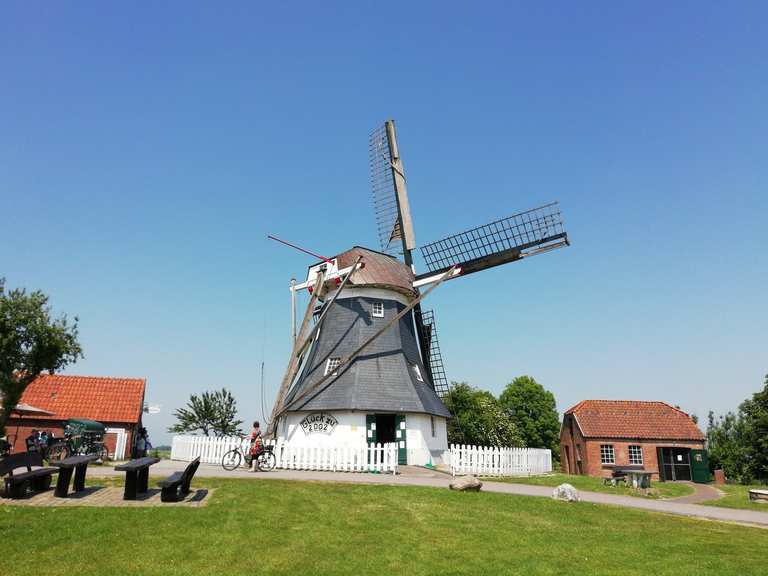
1;477;765;576
701;484;768;510
484;473;695;499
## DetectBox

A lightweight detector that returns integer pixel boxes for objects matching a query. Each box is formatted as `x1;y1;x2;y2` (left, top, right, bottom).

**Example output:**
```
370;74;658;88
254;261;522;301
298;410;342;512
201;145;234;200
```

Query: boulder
552;483;580;502
449;475;482;492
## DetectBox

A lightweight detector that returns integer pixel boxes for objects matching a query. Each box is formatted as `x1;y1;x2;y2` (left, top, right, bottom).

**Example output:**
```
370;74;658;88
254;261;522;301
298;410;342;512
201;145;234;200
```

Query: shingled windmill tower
268;121;569;465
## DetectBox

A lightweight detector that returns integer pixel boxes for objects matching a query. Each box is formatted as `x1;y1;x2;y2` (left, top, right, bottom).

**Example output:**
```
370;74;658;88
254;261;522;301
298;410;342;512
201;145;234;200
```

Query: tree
499;376;561;460
738;374;768;483
707;410;748;482
707;374;768;484
0;278;82;436
443;382;523;447
168;388;243;437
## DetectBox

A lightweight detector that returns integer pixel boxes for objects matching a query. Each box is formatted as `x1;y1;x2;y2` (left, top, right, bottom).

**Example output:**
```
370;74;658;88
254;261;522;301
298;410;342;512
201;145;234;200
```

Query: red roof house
8;374;146;459
560;400;706;482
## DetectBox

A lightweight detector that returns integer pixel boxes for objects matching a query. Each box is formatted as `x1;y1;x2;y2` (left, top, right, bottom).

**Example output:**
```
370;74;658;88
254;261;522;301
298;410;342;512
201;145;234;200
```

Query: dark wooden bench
158;457;201;502
114;456;160;500
50;454;98;497
0;451;59;498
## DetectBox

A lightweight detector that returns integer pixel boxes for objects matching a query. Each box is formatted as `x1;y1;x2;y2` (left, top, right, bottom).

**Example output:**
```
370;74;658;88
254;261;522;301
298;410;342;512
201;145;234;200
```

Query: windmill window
600;444;615;465
325;357;342;376
412;364;424;382
628;445;643;465
372;301;384;317
430;415;436;437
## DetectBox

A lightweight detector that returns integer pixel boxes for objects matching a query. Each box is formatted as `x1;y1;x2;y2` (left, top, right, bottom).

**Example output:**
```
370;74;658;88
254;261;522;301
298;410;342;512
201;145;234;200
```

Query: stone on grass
450;475;482;492
552;483;580;502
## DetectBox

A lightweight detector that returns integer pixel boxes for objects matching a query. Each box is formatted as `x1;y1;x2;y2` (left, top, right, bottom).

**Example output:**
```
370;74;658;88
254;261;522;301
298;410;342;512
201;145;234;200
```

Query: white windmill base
275;411;449;466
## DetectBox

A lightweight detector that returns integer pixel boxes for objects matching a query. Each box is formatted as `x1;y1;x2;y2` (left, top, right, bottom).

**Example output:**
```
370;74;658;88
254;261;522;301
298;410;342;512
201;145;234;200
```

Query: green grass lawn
1;477;766;576
485;473;696;499
701;484;768;510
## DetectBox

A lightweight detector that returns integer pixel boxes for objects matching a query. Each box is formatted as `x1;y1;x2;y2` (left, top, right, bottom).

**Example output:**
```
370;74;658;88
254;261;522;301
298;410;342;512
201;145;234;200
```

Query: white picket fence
449;444;552;477
170;435;399;474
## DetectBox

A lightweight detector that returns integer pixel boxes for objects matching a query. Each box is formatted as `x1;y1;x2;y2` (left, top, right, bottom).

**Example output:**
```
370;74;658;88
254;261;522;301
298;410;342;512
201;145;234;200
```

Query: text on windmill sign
300;413;338;435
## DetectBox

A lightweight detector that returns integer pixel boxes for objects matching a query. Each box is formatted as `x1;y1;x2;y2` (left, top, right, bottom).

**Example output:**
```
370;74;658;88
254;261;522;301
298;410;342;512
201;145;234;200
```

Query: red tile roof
17;374;146;424
564;400;705;441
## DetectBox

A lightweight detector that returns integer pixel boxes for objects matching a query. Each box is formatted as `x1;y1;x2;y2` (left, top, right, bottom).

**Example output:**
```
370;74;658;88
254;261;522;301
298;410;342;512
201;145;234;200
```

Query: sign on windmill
266;120;569;467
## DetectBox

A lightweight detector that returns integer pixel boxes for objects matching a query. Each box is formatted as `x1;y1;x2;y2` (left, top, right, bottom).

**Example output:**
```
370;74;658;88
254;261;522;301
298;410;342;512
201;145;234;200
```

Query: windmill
267;120;569;466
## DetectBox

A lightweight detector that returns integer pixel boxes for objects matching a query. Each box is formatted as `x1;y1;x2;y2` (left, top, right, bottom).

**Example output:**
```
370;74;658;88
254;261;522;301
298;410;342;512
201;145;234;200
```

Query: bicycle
221;437;276;472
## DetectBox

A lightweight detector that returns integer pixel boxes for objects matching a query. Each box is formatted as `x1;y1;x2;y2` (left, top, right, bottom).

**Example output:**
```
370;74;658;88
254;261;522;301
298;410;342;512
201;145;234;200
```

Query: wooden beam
280;264;458;414
266;268;325;438
386;120;416;252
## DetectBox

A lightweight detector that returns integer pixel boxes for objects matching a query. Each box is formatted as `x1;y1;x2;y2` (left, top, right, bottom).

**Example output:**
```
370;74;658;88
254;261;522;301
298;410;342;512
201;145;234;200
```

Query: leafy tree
738;374;768;483
707;410;748;482
168;388;243;437
0;278;82;436
499;375;561;460
707;374;768;484
443;382;523;447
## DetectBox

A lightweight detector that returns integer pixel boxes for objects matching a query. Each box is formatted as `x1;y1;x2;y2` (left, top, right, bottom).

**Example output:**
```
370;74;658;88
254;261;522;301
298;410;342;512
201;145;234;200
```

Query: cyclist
249;421;264;472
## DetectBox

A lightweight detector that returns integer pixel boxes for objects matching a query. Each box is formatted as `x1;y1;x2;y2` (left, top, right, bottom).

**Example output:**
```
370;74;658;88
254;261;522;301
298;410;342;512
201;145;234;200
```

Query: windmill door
395;415;407;465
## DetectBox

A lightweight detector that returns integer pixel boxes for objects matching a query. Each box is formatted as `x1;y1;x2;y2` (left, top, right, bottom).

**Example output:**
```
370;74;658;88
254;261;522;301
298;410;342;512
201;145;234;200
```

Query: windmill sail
420;309;450;398
369;121;415;258
417;201;568;280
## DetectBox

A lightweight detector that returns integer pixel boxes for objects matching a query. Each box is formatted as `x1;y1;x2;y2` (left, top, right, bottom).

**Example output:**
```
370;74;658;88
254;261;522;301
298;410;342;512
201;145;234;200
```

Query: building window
412;364;424;382
628;445;643;465
372;301;384;317
430;415;436;437
324;357;342;376
600;444;615;465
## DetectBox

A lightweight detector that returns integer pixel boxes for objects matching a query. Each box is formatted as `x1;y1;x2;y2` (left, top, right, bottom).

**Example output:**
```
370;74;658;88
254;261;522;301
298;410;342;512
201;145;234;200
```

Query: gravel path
90;461;768;528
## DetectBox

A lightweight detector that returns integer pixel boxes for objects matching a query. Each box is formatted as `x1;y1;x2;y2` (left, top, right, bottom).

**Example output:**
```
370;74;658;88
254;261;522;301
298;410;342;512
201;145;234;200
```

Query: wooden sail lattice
420;309;449;398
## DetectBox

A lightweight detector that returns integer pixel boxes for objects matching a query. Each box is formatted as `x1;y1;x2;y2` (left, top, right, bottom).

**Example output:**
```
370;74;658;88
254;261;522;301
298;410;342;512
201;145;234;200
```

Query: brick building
7;374;146;460
560;400;706;482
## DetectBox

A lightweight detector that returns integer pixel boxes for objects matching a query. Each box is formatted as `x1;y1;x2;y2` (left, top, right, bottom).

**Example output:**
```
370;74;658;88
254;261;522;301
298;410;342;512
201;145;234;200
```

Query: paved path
93;461;768;528
668;481;723;504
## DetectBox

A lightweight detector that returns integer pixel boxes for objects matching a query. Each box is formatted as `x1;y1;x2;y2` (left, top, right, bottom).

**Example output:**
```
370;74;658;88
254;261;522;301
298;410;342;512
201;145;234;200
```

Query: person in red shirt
249;421;263;472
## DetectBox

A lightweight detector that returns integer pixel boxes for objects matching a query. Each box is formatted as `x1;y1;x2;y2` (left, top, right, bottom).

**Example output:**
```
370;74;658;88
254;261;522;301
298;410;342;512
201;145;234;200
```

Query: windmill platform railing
449;444;552;477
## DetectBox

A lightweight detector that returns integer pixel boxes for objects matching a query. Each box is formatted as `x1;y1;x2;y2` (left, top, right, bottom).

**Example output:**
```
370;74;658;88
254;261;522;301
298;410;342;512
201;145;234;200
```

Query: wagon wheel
96;444;109;463
46;443;70;463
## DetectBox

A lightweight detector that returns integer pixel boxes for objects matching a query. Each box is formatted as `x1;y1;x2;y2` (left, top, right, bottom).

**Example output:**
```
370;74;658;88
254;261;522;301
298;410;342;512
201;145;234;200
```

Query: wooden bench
0;451;59;498
114;456;160;500
50;454;98;497
748;489;768;503
158;457;201;502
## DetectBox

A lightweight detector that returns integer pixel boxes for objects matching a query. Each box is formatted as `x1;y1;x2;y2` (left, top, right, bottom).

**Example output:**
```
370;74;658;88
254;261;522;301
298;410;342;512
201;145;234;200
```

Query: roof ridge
38;374;146;382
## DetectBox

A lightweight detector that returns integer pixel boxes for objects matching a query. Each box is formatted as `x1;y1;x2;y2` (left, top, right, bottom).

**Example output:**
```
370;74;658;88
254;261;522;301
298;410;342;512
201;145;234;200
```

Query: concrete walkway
667;481;724;504
91;461;768;528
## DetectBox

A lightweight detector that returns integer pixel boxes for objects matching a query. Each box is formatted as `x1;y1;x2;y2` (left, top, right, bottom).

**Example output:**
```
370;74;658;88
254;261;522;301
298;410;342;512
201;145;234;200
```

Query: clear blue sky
2;3;766;444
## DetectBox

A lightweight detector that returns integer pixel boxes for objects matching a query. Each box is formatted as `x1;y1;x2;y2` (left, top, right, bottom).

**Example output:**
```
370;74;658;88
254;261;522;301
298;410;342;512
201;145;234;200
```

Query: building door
395;414;407;465
563;445;571;473
660;448;692;481
690;449;710;484
367;414;406;464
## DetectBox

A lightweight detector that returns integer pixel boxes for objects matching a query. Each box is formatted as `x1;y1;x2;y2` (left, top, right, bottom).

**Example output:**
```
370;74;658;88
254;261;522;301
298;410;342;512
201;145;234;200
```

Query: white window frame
372;301;384;318
412;364;424;382
600;444;615;465
324;357;342;376
628;445;643;465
